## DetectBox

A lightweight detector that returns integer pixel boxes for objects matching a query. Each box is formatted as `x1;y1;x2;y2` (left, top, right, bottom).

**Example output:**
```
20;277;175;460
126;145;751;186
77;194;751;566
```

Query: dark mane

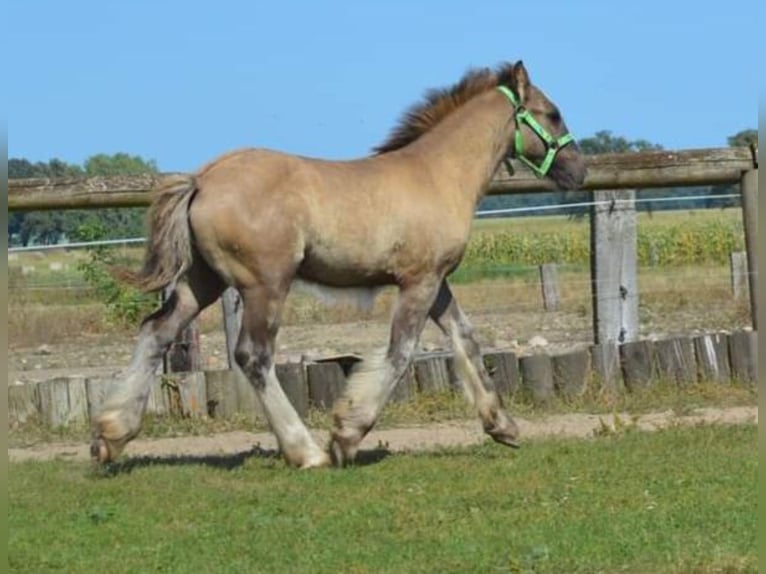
373;62;519;155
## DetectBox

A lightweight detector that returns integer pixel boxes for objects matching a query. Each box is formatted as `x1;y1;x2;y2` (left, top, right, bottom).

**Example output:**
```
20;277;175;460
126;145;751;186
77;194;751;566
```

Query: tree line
8;129;757;246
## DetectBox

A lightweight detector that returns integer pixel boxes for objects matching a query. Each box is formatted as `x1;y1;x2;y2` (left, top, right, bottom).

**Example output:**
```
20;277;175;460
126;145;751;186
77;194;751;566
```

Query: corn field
462;211;744;269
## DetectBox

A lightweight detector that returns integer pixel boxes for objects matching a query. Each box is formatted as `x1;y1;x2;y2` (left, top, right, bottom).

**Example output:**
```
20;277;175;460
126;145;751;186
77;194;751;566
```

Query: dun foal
92;61;586;468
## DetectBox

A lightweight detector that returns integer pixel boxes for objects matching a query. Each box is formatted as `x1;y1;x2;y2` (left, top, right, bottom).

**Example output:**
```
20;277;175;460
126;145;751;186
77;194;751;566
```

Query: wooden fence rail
7;147;756;211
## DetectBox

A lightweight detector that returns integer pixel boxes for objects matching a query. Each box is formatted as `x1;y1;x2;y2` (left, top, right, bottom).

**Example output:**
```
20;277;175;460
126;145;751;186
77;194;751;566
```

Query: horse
91;61;587;468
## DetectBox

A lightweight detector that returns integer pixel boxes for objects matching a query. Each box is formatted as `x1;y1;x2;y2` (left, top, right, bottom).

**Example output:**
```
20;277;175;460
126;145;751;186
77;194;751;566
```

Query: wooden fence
7;146;759;427
8;329;757;428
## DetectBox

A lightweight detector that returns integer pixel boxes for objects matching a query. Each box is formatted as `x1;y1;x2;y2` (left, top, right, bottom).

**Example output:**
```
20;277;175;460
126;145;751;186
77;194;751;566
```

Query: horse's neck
412;91;514;206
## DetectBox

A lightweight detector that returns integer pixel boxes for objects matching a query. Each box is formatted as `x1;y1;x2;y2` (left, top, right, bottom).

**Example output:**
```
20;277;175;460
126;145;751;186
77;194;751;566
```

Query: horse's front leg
330;276;442;466
429;281;520;448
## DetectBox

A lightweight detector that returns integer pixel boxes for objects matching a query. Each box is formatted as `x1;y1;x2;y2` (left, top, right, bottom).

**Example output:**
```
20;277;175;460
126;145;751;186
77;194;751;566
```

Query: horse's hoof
485;416;521;449
490;433;521;449
329;439;346;468
299;451;331;470
90;438;114;464
91;410;136;463
328;434;359;468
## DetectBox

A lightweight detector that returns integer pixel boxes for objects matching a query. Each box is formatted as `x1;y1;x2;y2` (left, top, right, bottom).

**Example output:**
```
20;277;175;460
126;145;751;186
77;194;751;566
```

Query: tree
727;129;757;149
84;153;158;176
70;153;157;240
578;130;663;155
9;158;83;245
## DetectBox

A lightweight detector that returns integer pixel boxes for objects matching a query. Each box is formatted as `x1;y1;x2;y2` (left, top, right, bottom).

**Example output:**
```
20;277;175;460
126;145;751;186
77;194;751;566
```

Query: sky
5;0;761;173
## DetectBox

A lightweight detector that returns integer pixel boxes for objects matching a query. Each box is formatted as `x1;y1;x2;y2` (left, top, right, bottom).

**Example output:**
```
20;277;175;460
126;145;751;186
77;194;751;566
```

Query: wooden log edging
8;330;757;429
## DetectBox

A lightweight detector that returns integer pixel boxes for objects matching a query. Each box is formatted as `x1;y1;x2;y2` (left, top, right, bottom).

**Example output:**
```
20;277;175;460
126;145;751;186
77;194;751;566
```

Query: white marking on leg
341;349;395;419
101;335;161;413
255;365;329;468
448;318;488;408
448;315;518;440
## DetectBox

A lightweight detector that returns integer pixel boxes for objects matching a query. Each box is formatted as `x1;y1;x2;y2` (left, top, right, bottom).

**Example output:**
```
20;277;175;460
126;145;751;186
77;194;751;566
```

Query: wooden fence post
729;330;757;383
221;288;243;369
693;332;731;384
307;361;346;410
9;383;39;425
36;376;89;427
590;343;622;393
740;169;758;330
539;263;560;311
620;340;656;391
519;354;554;405
552;350;590;398
590;189;639;345
654;337;697;386
162;287;201;373
413;352;454;394
730;251;748;300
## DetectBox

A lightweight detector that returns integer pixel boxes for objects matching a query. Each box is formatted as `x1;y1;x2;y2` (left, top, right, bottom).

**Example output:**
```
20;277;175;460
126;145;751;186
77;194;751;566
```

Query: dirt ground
9;406;758;463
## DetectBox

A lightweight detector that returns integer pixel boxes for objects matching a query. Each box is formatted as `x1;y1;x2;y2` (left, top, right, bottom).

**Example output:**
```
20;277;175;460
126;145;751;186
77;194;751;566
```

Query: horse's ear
513;61;530;102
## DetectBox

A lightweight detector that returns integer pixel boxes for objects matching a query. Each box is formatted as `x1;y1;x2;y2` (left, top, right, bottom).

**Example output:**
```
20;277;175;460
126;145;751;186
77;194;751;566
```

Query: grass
9;423;756;573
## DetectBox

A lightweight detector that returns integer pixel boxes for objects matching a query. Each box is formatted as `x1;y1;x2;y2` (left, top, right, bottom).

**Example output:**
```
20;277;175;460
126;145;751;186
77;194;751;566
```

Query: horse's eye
548;109;561;123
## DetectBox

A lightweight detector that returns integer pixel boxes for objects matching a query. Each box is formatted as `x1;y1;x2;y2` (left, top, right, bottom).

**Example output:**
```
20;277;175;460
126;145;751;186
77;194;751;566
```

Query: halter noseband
496;85;574;178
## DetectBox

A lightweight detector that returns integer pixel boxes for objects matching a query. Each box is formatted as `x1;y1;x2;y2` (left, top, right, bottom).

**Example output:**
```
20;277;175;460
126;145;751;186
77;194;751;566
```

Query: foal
92;61;586;468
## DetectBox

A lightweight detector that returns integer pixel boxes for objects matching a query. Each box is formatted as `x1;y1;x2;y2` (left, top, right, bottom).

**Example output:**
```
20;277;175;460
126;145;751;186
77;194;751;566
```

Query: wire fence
475;193;740;218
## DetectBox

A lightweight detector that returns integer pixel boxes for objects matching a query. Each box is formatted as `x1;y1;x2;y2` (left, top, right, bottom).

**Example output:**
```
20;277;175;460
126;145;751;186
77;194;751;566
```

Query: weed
73;222;157;325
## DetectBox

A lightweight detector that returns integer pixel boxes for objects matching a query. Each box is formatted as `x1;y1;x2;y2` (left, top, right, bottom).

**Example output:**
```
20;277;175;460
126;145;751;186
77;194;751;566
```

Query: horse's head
498;61;587;190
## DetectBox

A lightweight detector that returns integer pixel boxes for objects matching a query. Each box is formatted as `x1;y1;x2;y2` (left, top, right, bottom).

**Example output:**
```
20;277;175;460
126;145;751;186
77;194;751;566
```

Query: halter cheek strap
496;85;575;178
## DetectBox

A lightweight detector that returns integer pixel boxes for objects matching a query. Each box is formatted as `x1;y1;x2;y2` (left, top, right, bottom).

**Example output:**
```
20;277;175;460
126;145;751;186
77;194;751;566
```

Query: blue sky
5;0;761;172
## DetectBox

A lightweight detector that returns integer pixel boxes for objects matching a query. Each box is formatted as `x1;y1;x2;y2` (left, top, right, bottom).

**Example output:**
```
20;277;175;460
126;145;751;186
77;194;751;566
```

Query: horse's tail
120;174;198;293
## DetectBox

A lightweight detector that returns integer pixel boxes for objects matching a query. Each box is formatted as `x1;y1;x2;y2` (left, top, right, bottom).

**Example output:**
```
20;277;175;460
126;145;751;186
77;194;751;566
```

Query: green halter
496;85;574;177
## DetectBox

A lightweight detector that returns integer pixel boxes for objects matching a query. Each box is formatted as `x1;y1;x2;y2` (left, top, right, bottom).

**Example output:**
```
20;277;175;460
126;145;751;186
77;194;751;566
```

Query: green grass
9;423;756;573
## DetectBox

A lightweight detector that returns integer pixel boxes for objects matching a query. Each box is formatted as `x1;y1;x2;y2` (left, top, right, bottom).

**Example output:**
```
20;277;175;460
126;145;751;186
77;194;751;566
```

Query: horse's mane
373;62;519;155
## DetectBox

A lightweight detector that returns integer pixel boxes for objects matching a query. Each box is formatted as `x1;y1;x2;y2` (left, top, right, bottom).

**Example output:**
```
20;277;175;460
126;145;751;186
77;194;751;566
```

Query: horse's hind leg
235;284;329;469
330;276;442;465
91;257;225;463
429;281;520;448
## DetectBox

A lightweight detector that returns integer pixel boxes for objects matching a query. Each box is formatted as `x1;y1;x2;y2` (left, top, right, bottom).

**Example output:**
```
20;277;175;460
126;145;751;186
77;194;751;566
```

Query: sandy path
8;406;757;463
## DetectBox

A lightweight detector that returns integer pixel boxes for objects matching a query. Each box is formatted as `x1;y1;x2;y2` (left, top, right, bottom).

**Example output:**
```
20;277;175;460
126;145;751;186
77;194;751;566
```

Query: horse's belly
296;250;396;287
